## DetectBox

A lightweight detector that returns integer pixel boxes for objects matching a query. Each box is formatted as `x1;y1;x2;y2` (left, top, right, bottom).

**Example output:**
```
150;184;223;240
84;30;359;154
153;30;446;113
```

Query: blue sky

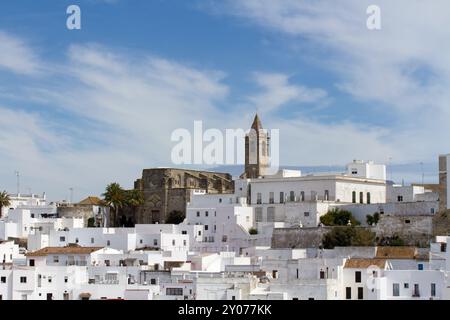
0;0;449;200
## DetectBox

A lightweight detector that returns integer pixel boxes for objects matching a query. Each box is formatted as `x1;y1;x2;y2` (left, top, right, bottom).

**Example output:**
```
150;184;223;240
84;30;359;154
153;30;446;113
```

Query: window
64;276;68;283
355;271;362;283
324;190;329;201
304;212;310;217
345;287;351;300
150;279;156;285
441;243;447;253
289;191;295;202
300;191;305;202
418;263;423;270
197;231;201;236
183;240;187;246
140;239;143;244
182;230;187;235
205;211;209;217
404;283;409;289
257;193;262;204
107;240;111;246
255;208;263;222
393;283;400;296
29;259;35;267
405;219;411;224
172;240;176;246
91;237;94;244
279;192;284;203
359;192;364;204
413;284;420;297
53;256;59;263
214;225;216;232
267;207;275;222
351;169;358;175
166;288;183;296
222;235;228;242
319;271;325;279
296;269;299;279
352;191;356;203
1;276;6;283
196;211;200;217
21;294;27;300
398;195;403;202
431;283;436;297
205;225;209;231
357;287;363;300
431;208;435;214
219;198;222;203
269;192;274;204
75;238;79;243
367;192;371;204
60;236;65;242
153;239;158;246
48;276;52;283
20;276;27;283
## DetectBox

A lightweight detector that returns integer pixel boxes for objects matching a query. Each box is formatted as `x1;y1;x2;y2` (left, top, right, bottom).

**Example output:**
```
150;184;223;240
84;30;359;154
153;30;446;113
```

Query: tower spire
251;113;263;131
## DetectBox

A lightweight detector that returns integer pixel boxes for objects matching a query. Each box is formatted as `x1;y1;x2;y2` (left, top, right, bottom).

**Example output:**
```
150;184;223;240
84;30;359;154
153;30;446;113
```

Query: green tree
103;183;127;227
126;189;144;208
366;212;381;226
322;227;376;249
87;217;96;228
0;191;11;219
166;210;185;224
320;208;360;226
249;227;258;235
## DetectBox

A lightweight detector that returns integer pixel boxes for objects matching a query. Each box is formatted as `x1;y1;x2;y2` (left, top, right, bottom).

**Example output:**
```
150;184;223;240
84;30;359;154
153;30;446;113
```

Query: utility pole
14;171;20;195
69;187;74;204
420;162;424;186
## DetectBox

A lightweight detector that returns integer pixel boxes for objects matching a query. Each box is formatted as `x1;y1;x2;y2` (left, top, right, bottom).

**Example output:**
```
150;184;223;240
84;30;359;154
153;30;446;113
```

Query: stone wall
373;214;433;247
272;227;329;248
57;206;93;227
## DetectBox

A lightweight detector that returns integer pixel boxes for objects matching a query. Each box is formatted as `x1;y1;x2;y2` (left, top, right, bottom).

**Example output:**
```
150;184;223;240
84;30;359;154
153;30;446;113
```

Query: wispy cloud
0;31;42;75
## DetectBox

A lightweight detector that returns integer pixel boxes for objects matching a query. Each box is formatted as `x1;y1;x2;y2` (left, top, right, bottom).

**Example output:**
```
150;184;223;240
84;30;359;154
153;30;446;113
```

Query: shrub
320;208;360;226
322;227;376;249
166;210;185;224
249;227;258;235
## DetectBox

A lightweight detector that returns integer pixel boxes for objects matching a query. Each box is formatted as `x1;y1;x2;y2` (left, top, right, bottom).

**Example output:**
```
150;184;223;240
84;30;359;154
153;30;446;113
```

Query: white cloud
214;0;450;162
248;72;327;113
0;31;41;75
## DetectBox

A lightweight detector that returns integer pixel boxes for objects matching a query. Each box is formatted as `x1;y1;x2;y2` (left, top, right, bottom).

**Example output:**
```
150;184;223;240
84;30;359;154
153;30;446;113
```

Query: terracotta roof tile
26;245;103;257
344;258;387;269
375;247;417;259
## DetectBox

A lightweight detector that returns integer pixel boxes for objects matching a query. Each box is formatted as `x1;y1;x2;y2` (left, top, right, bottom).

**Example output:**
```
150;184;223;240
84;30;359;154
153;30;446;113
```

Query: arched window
359;192;364;204
352;191;356;203
367;192;371;204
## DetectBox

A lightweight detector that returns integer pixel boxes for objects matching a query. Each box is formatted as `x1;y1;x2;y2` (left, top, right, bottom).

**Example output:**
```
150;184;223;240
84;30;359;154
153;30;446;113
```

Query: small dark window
20;276;27;283
405;219;411;224
1;276;6;283
357;287;363;300
29;259;35;267
355;271;362;283
346;287;351;300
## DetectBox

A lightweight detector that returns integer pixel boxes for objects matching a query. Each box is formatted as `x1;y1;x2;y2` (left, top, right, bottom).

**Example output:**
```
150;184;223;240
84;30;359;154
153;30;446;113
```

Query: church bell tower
244;114;270;178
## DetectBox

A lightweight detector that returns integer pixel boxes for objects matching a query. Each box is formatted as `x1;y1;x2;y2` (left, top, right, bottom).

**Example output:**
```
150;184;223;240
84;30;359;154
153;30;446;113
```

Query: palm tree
126;189;144;208
0;191;11;219
123;189;144;227
102;183;126;227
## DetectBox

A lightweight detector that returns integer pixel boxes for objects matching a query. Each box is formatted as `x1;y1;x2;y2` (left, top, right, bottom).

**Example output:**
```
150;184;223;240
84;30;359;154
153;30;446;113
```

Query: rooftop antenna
69;187;74;204
14;170;20;195
420;162;424;186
